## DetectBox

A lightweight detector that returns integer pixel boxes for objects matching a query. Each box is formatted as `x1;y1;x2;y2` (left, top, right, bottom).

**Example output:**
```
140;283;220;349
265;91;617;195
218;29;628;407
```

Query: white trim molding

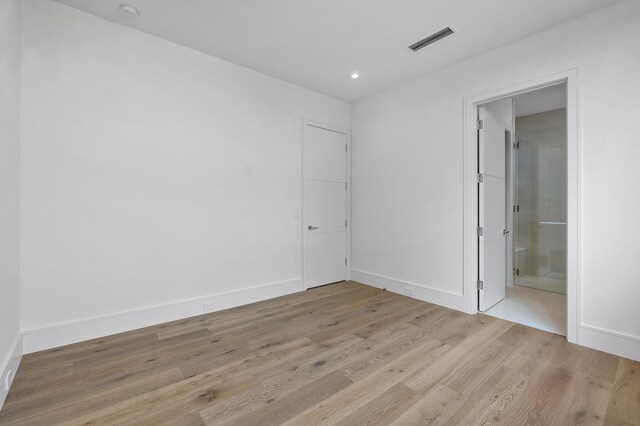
22;278;302;354
463;69;580;344
580;325;640;362
351;269;465;312
0;334;23;410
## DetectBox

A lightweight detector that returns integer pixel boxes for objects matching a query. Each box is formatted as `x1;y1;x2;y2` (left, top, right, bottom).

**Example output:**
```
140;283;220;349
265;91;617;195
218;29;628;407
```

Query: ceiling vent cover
409;27;455;52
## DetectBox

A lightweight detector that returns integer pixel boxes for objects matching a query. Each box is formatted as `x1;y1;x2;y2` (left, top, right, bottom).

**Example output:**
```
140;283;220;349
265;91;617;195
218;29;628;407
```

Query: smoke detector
119;5;139;18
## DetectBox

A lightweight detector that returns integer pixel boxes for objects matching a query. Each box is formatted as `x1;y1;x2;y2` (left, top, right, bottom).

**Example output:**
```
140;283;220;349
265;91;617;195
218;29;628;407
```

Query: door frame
505;127;514;289
301;119;352;290
463;69;579;343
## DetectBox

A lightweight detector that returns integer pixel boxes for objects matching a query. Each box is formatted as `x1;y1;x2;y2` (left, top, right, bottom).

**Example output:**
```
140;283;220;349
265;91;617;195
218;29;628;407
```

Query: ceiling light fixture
119;5;139;18
351;73;359;79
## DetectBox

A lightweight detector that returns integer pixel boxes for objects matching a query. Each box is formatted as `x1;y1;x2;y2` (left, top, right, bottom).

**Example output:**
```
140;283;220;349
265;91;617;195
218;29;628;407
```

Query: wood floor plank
6;363;75;395
553;373;612;425
605;359;640;425
66;372;256;425
332;382;419;426
220;371;353;426
197;333;364;424
389;384;467;425
18;333;161;374
72;329;213;373
179;337;318;379
2;331;228;413
550;349;621;425
200;286;380;340
304;296;422;344
203;322;429;424
446;328;566;425
1;281;638;426
492;335;582;425
283;339;451;425
402;316;514;393
1;368;185;425
442;323;534;396
78;334;252;383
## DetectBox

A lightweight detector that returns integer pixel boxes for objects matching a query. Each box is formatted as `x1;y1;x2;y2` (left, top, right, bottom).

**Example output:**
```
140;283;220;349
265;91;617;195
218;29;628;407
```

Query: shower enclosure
513;108;567;294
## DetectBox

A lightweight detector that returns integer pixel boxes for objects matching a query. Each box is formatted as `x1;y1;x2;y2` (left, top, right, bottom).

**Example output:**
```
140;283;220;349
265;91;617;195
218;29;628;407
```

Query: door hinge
477;226;484;237
476;173;484;183
477;280;484;290
345;219;347;228
345;144;348;152
513;140;520;149
345;257;348;266
477;120;484;130
513;205;519;213
345;182;348;190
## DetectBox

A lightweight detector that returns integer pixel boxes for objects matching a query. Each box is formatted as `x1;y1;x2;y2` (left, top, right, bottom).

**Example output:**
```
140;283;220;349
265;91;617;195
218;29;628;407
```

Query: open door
478;99;512;311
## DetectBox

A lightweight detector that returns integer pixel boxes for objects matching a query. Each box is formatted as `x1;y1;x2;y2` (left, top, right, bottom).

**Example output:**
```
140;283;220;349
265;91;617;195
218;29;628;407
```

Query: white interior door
305;124;348;288
478;99;512;311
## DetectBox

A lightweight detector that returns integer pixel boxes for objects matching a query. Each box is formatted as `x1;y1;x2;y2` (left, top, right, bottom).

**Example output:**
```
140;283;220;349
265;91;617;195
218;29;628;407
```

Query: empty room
1;0;639;424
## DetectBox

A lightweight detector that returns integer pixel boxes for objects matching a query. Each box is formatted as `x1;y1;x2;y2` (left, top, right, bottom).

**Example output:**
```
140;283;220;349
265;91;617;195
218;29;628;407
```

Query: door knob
308;225;319;230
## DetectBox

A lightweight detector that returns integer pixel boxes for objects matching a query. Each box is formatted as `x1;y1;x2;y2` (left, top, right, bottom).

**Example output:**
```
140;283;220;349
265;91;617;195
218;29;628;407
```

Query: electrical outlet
404;287;414;296
3;368;13;391
203;302;215;311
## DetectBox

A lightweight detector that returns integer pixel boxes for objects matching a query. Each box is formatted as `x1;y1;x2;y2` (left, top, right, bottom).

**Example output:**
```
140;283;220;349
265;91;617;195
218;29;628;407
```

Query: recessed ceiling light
351;73;359;79
119;5;139;18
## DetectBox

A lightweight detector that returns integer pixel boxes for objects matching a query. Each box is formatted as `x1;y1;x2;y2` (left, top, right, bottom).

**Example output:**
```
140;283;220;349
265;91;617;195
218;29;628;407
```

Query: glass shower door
513;110;567;295
534;129;566;293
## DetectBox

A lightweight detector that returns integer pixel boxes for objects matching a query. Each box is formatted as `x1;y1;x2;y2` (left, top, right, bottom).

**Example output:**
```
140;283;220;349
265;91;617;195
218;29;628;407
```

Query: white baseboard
0;334;23;410
580;324;640;362
22;278;303;354
351;269;465;312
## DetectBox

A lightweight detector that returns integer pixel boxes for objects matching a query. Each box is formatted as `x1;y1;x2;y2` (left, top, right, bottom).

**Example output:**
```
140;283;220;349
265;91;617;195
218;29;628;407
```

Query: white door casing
478;99;513;311
303;122;349;289
464;70;579;344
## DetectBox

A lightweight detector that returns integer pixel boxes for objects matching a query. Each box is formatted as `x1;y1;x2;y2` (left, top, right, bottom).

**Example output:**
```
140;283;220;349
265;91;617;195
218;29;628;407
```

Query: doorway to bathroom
474;82;569;336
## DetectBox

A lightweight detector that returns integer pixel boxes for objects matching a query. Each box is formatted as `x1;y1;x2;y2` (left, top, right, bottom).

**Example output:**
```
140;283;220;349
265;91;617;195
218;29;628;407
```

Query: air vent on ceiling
408;27;455;52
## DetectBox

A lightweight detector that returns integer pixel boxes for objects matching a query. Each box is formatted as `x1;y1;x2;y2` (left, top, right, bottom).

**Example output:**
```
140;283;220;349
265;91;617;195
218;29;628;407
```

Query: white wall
0;0;22;406
20;0;349;351
352;1;640;357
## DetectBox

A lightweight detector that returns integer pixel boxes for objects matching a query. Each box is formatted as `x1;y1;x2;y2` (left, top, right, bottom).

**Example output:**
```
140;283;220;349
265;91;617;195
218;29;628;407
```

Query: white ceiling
53;0;618;102
514;84;567;117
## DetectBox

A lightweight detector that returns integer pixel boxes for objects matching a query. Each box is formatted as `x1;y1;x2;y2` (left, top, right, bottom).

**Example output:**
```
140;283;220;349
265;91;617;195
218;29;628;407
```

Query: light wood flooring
1;281;638;425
